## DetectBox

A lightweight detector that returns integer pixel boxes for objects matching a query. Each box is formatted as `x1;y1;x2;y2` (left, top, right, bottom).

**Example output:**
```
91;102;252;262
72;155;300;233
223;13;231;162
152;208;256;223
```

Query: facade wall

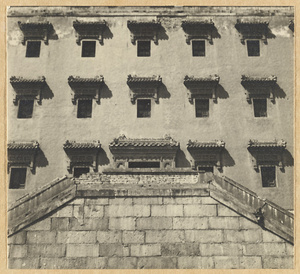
8;196;293;269
7;6;294;208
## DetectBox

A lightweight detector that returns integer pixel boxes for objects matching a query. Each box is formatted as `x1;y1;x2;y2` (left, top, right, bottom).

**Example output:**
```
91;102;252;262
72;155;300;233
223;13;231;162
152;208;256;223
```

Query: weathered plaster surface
7;7;294;208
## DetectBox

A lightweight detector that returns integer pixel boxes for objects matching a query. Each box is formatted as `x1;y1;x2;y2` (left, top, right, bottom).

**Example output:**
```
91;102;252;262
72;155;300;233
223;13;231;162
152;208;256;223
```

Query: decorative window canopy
289;20;294;32
235;19;269;44
73;20;107;45
68;76;104;104
63;140;101;172
109;135;179;169
127;75;162;104
247;139;286;170
7;141;40;172
241;75;277;102
181;20;215;44
10;76;46;105
127;20;161;44
18;21;53;45
184;75;220;103
187;140;225;170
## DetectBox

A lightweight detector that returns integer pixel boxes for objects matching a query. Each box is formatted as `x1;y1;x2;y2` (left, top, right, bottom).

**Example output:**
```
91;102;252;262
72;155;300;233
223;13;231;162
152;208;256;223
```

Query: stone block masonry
8;196;293;269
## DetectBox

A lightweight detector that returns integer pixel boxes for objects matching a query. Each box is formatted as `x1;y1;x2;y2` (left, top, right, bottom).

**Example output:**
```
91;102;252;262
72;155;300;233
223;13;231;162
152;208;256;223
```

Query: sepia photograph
5;4;295;270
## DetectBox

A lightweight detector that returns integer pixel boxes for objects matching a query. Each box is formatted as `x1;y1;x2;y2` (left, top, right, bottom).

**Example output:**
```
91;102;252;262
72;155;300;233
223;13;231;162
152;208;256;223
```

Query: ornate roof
248;139;287;149
8;141;40;150
63;140;101;150
110;135;179;148
10;76;46;84
182;20;214;27
68;76;104;84
236;19;269;26
241;75;277;83
184;75;220;83
127;75;162;84
187;140;225;149
18;21;53;30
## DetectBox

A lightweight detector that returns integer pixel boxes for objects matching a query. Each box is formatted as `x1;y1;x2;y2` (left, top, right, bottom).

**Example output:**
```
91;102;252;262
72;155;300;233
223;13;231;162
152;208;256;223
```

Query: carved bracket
73;20;107;45
235;19;269;44
18;21;53;45
181;20;215;44
68;76;104;104
127;75;162;104
247;139;286;170
109;135;179;169
63;140;101;172
184;75;220;103
7;141;40;172
127;20;161;44
10;76;46;105
187;140;225;171
241;75;277;103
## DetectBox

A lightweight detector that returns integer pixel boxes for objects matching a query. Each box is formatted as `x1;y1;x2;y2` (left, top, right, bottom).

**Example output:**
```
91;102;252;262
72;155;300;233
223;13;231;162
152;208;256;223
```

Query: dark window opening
26;41;41;58
137;99;151;118
18;99;34;119
129;162;160;168
261;166;276;187
195;99;209;117
74;167;89;178
81;41;96;57
77;99;92;118
137;41;151;57
253;99;267;117
9;168;27;189
192;40;205;57
247;40;260;57
197;166;214;173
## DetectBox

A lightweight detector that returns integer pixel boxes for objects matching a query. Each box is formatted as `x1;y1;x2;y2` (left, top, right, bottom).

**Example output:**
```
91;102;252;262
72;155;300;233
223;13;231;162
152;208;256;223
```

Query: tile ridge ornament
10;76;46;84
73;19;107;45
8;141;40;151
248;139;287;149
184;74;220;83
68;75;104;83
18;21;53;45
241;75;277;83
187;139;225;148
63;140;101;150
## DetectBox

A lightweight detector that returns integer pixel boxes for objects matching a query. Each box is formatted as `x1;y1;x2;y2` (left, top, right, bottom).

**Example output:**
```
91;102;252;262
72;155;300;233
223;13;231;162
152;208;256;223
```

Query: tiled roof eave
68;76;104;84
63;141;101;150
184;75;220;84
8;141;40;150
10;76;46;84
248;140;287;149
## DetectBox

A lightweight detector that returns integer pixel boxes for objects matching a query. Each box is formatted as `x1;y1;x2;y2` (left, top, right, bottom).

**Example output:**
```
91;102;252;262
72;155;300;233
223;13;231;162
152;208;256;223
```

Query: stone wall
8;196;293;269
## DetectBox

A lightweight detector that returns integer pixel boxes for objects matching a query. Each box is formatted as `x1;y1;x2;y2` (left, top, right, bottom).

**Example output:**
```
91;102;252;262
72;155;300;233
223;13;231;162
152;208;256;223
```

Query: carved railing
8;176;76;236
210;175;294;244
